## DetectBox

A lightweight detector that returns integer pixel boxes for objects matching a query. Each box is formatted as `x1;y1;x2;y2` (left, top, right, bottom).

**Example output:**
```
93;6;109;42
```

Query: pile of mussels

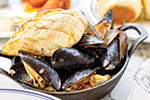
8;10;127;92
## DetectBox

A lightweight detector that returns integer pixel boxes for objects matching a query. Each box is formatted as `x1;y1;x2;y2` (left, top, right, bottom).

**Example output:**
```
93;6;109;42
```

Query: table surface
0;38;150;100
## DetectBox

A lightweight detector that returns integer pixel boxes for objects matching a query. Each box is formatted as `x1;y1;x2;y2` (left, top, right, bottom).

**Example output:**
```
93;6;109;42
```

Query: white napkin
127;59;150;100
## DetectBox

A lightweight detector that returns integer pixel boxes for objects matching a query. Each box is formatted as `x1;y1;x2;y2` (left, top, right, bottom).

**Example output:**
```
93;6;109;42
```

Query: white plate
0;0;85;38
0;89;60;100
83;0;150;43
0;88;60;100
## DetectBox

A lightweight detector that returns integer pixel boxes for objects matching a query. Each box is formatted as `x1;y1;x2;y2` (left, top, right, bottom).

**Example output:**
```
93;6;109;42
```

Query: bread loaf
2;9;88;56
98;0;143;24
143;0;150;19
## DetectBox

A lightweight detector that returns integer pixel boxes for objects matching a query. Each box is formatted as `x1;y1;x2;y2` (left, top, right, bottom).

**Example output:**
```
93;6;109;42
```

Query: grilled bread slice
2;9;88;56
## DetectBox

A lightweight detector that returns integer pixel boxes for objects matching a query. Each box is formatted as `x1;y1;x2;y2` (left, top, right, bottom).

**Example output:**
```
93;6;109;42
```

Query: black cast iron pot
0;23;148;100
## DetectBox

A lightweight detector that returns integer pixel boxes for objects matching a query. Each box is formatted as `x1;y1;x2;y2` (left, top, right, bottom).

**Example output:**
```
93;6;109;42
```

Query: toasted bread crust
2;9;88;56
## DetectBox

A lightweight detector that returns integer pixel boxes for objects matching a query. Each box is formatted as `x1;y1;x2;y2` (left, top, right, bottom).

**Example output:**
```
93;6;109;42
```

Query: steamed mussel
5;10;128;92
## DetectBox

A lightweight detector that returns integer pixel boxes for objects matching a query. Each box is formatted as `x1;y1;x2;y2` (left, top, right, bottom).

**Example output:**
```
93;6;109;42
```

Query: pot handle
118;23;148;58
0;68;10;78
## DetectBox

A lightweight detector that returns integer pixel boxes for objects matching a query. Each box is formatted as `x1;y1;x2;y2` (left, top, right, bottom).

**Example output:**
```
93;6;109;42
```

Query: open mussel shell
100;29;120;46
73;34;106;57
18;50;61;90
99;10;113;28
62;68;99;91
6;61;56;92
87;22;100;37
105;31;128;70
95;11;113;39
97;31;128;75
77;34;105;46
85;10;113;38
119;31;128;61
95;37;117;71
10;62;30;82
98;38;119;71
